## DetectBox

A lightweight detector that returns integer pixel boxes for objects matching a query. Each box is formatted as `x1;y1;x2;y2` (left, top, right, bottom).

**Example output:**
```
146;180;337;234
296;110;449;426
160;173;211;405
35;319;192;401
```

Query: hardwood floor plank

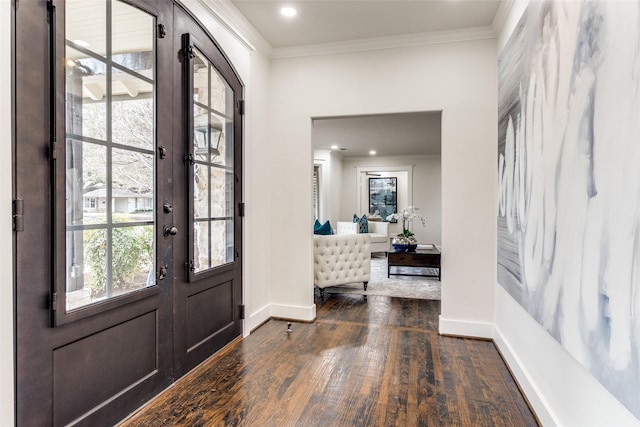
119;295;539;427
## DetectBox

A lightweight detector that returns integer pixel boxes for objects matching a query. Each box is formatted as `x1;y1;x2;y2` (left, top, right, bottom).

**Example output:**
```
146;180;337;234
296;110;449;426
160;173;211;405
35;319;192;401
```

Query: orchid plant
386;206;426;237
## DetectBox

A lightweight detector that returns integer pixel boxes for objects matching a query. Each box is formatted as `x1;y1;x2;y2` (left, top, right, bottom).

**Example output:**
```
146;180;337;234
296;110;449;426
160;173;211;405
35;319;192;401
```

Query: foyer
120;294;538;426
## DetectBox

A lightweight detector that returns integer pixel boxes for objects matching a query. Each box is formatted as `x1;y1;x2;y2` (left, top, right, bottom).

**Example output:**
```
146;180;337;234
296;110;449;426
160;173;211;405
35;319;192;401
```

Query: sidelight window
64;0;156;312
184;36;235;278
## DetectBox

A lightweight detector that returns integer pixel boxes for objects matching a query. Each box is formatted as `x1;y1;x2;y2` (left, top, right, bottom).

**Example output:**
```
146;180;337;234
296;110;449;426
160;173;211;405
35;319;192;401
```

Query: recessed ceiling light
330;145;339;150
369;150;377;155
280;6;297;17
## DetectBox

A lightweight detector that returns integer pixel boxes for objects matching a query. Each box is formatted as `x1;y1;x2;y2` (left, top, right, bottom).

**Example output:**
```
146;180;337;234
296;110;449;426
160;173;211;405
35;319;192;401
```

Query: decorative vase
391;236;409;252
406;235;418;252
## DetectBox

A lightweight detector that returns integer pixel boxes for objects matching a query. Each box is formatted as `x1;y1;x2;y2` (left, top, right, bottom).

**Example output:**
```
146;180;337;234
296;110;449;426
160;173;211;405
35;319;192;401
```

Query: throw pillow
313;219;333;235
352;214;368;234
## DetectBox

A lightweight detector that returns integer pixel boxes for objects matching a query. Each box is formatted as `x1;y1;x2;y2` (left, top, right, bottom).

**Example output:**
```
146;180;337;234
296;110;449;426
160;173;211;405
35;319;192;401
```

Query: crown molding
181;1;502;60
179;0;274;56
271;25;497;60
491;0;516;35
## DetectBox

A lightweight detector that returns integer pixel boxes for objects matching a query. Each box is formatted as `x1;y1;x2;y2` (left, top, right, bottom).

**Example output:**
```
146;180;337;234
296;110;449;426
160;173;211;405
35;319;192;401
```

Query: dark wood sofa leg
363;281;368;291
319;287;325;299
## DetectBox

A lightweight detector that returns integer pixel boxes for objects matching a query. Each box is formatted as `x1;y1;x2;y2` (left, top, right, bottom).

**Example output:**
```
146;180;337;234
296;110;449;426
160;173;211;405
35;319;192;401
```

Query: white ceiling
230;0;502;48
313;112;441;157
228;0;502;158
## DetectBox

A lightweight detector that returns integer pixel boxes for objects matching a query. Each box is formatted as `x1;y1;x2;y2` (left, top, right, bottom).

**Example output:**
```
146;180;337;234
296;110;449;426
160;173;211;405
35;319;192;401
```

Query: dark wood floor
119;293;539;426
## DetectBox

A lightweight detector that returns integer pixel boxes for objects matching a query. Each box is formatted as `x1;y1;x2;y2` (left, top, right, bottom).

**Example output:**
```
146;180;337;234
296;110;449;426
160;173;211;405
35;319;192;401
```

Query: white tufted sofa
336;221;389;255
313;233;371;298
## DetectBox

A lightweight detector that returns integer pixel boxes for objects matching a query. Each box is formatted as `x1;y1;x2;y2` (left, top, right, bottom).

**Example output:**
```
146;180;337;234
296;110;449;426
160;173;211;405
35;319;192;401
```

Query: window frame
182;32;238;283
52;0;160;326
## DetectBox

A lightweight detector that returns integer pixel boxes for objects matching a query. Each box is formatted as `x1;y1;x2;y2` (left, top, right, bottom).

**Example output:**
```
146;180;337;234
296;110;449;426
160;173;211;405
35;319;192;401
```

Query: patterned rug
322;256;441;300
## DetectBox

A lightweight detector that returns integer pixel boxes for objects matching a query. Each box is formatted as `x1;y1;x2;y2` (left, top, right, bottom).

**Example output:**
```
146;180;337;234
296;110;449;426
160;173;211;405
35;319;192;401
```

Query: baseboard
492;325;556;426
244;304;272;337
438;315;493;338
439;317;553;424
270;303;316;323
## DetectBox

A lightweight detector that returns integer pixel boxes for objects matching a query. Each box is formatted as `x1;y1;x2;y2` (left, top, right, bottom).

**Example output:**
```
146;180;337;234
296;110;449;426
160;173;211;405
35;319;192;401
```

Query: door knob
163;225;178;236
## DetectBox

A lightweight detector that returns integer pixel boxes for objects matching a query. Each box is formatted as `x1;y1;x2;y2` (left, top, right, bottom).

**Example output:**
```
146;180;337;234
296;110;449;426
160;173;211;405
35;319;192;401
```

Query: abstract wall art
369;177;397;221
498;0;640;419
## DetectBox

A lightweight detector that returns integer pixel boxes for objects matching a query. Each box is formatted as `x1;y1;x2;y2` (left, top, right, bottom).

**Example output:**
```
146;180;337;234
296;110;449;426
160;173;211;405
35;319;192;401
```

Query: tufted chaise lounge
313;233;371;298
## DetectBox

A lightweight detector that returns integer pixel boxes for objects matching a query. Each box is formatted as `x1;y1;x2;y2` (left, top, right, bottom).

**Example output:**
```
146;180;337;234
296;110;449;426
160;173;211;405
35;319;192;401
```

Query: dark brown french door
14;1;243;425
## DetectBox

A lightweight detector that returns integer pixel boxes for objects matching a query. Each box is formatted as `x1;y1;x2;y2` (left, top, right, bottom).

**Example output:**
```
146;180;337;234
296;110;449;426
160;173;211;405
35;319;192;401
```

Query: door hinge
238;202;245;217
13;199;24;232
186;153;195;165
51;292;58;312
157;23;166;39
239;304;245;320
158;145;167;159
186;260;195;272
238;99;245;115
48;141;57;160
185;45;195;59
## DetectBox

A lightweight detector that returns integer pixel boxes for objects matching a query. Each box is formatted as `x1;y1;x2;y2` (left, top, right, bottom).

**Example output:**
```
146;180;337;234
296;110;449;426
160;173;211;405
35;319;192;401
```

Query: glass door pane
65;0;156;311
187;43;235;279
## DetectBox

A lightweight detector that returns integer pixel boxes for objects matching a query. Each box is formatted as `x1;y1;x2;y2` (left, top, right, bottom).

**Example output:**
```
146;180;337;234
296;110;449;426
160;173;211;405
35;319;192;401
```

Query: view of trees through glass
65;0;155;311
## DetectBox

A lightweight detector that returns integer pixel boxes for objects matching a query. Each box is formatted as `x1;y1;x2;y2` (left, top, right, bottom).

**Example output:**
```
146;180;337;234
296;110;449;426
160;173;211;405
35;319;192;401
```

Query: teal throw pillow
352;214;369;233
314;220;333;235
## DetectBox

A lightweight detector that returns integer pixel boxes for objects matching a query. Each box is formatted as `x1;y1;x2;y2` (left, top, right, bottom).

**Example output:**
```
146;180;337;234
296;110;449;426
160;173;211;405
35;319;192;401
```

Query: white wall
493;1;640;425
0;0;14;423
341;154;442;247
313;148;343;228
242;49;273;333
268;39;497;331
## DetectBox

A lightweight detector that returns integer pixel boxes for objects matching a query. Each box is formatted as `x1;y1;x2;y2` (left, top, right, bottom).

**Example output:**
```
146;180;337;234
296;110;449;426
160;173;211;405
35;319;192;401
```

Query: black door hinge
51;292;58;312
158;145;167;159
186;153;195;165
239;304;245;320
186;260;195;272
157;23;166;39
239;202;245;217
48;141;57;160
13;199;24;232
238;99;245;115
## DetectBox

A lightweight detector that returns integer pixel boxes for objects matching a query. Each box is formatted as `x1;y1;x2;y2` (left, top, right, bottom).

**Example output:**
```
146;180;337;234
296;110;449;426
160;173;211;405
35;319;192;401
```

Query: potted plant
386;206;426;252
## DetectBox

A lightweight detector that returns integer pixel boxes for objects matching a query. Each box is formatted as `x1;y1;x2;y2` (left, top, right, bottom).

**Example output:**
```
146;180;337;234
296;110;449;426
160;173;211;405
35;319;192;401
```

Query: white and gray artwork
498;0;640;419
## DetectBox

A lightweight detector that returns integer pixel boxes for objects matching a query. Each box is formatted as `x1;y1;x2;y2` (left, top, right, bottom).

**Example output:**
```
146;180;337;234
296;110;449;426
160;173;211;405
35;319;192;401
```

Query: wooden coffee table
388;246;441;280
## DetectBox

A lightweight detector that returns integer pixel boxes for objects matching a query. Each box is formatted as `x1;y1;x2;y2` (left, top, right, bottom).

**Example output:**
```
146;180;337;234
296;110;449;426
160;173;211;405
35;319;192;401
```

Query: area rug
322;256;441;300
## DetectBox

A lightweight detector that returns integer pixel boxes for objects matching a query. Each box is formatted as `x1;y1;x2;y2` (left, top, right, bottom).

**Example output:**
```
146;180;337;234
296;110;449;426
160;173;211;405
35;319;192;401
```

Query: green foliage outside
84;223;153;296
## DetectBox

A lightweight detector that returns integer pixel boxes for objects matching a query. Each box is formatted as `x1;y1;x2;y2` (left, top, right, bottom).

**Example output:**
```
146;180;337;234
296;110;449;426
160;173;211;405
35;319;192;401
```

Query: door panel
52;311;158;426
172;6;243;377
15;0;242;425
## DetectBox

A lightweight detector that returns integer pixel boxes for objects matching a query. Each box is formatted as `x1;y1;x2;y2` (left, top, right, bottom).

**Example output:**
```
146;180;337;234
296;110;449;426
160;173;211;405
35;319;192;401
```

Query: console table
388;247;441;280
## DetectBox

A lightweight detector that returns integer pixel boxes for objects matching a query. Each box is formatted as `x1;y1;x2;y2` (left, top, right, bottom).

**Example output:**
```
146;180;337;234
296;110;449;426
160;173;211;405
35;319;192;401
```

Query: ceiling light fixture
280;6;297;17
330;145;339;150
369;150;377;155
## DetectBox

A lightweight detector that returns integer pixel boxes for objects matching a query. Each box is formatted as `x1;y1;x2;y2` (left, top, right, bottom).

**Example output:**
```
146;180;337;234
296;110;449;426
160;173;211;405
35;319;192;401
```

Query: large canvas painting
369;177;397;221
498;1;640;418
